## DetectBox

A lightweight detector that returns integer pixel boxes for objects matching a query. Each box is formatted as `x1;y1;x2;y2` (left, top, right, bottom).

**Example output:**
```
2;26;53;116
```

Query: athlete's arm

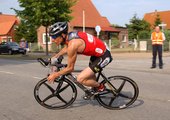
59;41;77;74
47;41;78;82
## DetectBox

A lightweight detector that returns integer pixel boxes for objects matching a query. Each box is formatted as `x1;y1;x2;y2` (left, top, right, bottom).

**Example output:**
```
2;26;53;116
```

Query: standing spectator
25;41;30;52
20;39;26;48
151;26;166;69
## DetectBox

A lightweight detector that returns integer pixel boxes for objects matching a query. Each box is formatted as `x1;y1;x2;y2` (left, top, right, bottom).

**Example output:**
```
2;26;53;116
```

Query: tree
164;30;170;42
111;24;124;28
126;14;151;40
138;30;151;39
13;0;76;55
14;19;37;43
154;14;162;27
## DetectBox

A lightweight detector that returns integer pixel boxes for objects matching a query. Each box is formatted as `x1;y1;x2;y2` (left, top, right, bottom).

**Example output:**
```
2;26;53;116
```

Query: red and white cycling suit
67;31;112;73
67;31;106;57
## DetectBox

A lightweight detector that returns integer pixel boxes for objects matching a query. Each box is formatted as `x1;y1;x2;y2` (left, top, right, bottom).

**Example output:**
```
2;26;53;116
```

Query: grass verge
0;53;50;60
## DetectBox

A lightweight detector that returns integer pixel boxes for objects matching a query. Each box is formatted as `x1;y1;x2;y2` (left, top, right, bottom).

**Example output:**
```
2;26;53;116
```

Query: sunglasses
51;34;61;39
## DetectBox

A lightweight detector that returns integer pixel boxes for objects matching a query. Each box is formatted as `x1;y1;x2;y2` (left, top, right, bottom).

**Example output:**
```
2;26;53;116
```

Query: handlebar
37;56;67;68
37;58;49;67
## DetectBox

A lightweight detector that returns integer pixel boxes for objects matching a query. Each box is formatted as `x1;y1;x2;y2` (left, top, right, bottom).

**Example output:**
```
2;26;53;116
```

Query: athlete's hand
47;72;59;83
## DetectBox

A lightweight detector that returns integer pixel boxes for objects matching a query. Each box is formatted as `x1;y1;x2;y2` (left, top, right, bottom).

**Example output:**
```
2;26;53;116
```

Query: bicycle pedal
83;95;96;100
83;92;97;100
83;95;91;100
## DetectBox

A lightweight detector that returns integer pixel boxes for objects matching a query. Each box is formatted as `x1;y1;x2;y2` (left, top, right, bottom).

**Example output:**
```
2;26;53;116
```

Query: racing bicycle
34;56;139;110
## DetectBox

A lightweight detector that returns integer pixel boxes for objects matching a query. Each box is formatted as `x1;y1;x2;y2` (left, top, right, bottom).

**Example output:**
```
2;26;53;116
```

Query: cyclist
47;22;112;92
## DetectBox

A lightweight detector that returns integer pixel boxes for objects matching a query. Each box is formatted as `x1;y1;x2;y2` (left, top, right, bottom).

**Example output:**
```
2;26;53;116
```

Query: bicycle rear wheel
34;77;77;109
96;76;139;110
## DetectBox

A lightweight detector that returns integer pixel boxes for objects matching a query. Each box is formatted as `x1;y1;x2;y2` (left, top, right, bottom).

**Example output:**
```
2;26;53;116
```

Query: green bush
111;38;120;48
51;43;58;52
163;41;169;51
29;43;44;52
138;31;151;39
51;43;64;53
164;30;170;42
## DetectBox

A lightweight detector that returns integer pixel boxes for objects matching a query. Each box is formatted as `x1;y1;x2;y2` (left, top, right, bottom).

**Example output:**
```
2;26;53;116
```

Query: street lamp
159;22;167;51
83;10;85;32
95;25;101;38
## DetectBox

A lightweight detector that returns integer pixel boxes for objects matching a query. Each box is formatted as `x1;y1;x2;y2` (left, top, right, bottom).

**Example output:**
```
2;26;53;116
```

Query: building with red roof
37;0;122;50
0;14;19;43
0;0;128;50
144;10;170;30
69;0;119;37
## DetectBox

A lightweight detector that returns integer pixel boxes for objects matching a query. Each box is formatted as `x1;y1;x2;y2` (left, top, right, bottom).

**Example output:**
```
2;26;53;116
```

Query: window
2;36;12;42
43;33;52;44
122;35;127;42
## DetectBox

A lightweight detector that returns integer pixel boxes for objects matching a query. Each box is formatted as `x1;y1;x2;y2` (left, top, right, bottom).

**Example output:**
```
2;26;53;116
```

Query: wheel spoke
34;77;77;109
119;92;133;99
109;98;115;106
96;76;139;109
44;83;55;93
117;80;126;93
55;81;64;94
56;94;67;104
58;84;70;93
42;94;54;103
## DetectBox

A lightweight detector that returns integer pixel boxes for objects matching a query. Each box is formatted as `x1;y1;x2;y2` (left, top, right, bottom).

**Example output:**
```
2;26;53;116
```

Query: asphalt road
0;54;170;120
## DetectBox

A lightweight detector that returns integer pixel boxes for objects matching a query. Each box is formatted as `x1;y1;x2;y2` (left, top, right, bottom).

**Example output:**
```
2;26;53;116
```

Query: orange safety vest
151;32;163;45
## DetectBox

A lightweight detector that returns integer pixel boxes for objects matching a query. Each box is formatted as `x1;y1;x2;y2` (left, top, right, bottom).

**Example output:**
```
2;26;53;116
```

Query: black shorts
89;49;112;73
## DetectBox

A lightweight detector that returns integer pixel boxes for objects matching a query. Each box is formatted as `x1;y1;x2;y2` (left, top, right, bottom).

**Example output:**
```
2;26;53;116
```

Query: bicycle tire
34;77;77;109
96;76;139;110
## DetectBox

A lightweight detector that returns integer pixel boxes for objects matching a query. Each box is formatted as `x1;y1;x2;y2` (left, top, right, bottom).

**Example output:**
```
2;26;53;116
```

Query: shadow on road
128;99;144;109
62;98;144;110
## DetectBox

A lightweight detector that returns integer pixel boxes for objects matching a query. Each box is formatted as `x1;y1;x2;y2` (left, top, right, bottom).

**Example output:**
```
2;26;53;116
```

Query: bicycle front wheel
96;76;139;110
34;77;77;109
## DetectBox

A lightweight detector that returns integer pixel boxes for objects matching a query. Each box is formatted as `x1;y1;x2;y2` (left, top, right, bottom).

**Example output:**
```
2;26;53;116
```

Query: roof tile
0;14;18;35
70;0;117;32
144;10;170;29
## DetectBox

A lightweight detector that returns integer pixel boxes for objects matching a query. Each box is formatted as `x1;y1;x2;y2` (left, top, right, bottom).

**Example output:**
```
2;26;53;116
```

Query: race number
87;33;94;43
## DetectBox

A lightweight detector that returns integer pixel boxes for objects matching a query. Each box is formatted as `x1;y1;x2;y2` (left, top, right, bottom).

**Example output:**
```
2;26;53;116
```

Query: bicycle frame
38;57;116;95
65;71;116;95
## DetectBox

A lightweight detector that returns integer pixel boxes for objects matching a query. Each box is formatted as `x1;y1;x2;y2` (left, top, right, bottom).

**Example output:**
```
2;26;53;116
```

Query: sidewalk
111;52;170;60
1;51;169;74
71;52;170;74
108;52;170;74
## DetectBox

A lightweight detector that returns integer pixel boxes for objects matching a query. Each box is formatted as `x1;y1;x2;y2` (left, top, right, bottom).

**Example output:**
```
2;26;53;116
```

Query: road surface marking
0;71;14;74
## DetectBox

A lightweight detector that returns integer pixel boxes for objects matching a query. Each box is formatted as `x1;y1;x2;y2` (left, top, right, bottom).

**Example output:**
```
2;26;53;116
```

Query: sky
0;0;170;26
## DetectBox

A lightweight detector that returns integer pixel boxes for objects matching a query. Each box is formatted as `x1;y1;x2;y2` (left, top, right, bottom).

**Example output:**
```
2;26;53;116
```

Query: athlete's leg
77;67;100;87
77;50;112;87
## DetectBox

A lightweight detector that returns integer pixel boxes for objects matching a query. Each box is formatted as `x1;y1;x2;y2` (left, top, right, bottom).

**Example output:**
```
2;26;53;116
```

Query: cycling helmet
49;22;68;37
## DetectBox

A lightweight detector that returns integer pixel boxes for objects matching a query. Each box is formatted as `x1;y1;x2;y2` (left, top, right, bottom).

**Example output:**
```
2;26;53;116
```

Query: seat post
96;72;101;82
